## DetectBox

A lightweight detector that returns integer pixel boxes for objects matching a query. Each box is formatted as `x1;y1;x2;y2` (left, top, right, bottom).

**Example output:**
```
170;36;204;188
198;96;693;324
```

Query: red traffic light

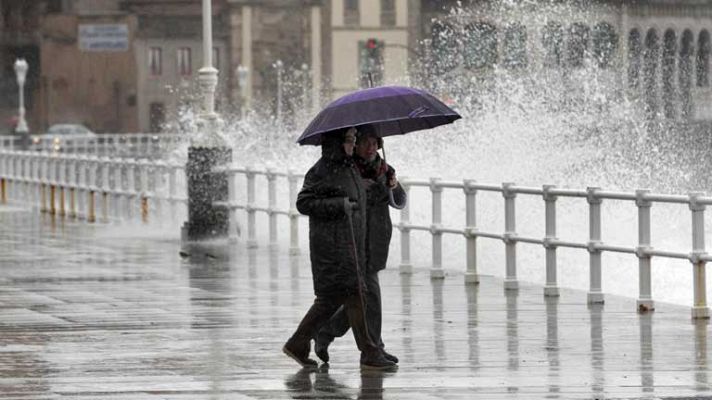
366;38;378;49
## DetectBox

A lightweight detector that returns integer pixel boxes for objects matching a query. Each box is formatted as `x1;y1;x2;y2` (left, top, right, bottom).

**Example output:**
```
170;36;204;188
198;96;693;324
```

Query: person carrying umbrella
283;127;396;370
312;125;406;365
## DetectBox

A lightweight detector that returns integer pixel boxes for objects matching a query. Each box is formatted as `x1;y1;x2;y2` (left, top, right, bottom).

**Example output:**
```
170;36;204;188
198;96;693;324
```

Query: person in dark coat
283;127;396;370
313;127;407;365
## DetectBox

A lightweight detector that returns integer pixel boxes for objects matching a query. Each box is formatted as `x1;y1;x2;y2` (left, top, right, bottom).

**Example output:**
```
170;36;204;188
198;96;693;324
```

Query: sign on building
78;24;129;52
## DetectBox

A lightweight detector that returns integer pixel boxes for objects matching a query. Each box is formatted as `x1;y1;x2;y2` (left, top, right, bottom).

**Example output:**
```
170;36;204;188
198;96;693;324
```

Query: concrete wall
40;13;138;132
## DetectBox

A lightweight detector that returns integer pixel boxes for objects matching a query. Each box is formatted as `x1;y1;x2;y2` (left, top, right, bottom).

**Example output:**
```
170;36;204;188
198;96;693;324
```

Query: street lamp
236;64;249;119
14;58;29;149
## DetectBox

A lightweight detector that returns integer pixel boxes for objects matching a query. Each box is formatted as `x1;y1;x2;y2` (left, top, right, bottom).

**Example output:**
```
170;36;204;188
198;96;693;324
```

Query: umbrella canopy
297;86;461;145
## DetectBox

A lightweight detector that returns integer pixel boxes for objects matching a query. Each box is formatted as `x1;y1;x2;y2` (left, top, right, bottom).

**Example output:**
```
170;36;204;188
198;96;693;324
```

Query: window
628;29;641;88
542;22;564;67
381;0;395;27
359;38;384;88
344;0;359;26
502;23;527;69
431;21;459;72
697;30;710;87
149;102;165;133
463;22;496;69
212;47;220;69
177;47;191;76
662;30;677;119
567;23;590;68
643;29;659;116
148;47;162;76
680;30;694;118
592;23;618;68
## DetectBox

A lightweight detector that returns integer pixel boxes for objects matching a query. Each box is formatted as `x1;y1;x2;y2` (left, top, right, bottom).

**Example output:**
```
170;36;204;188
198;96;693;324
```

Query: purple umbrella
297;86;461;145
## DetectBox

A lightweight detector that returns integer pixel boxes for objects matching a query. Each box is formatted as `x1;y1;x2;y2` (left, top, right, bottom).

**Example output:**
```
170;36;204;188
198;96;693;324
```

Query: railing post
101;158;110;222
139;162;149;224
126;160;136;222
267;168;278;250
152;162;164;225
57;158;66;217
430;177;444;279
399;181;412;274
0;153;6;204
587;187;604;304
226;169;238;241
287;169;300;255
464;179;479;284
39;157;48;213
87;158;97;223
68;158;77;218
246;166;257;248
48;158;57;216
689;192;709;319
503;182;518;290
635;189;654;312
169;166;178;222
114;161;124;222
543;185;559;297
77;157;87;219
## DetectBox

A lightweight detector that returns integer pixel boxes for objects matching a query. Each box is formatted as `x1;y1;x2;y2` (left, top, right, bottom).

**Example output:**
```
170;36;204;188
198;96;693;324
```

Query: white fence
0;148;710;319
0;133;185;158
0;150;187;224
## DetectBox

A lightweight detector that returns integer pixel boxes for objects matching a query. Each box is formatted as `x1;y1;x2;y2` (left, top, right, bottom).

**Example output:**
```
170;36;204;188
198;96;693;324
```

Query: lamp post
236;64;249;119
181;0;232;246
14;58;29;150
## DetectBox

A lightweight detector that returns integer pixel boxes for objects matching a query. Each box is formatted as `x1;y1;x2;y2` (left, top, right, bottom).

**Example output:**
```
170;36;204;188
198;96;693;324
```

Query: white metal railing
1;147;710;320
0;133;186;158
0;150;187;224
396;178;712;319
215;166;306;255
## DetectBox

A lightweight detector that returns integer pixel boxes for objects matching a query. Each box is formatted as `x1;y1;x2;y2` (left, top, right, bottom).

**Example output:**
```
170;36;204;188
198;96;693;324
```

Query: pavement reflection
589;303;604;396
545;296;560;398
285;364;392;400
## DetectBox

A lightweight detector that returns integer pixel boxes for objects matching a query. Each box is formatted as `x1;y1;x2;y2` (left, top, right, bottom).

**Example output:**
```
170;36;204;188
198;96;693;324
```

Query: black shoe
314;334;330;363
360;352;397;370
283;341;318;368
382;350;399;364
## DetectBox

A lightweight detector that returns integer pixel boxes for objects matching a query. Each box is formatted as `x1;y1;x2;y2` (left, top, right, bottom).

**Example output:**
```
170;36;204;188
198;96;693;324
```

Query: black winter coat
296;136;367;297
361;164;407;272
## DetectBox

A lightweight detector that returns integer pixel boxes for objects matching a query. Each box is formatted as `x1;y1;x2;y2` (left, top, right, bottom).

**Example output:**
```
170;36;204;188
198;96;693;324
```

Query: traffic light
359;38;384;87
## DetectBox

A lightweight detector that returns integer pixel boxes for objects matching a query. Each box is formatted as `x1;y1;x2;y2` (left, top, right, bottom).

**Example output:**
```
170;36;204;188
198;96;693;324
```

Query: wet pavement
0;206;711;399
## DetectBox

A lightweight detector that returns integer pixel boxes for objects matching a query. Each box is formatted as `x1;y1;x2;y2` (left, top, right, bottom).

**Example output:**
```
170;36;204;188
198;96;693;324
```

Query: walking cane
345;202;377;347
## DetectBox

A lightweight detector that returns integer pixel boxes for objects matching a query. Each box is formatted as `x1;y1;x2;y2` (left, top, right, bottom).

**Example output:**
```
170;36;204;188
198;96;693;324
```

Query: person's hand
344;197;358;212
361;177;376;188
387;173;398;189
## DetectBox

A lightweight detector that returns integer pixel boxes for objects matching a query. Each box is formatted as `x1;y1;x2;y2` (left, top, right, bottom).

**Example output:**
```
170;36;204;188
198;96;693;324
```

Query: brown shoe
283;340;318;368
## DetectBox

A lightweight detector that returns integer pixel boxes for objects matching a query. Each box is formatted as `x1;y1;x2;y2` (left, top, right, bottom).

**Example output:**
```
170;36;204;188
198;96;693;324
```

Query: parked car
32;124;96;152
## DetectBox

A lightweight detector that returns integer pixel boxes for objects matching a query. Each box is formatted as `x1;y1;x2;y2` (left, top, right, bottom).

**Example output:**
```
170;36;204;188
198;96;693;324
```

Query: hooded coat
296;133;367;297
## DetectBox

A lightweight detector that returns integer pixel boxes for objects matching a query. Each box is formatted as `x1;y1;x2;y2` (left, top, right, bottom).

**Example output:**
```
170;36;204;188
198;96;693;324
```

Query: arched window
680;30;694;119
542;21;564;67
643;29;659;117
592;22;618;68
697;30;710;87
463;22;497;69
431;21;459;72
567;23;590;68
628;29;641;88
662;30;677;119
502;23;528;69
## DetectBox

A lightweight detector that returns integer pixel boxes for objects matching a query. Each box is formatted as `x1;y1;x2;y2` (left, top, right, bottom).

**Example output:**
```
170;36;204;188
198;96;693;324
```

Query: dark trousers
288;291;380;355
318;271;384;349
